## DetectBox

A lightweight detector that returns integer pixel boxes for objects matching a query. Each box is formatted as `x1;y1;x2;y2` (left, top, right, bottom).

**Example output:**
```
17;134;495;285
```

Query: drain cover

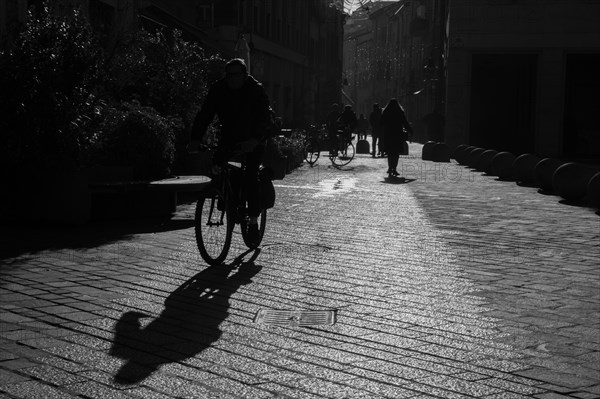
254;309;337;326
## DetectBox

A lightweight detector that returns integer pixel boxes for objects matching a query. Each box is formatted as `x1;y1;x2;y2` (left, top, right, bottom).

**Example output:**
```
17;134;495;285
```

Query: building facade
1;0;346;127
343;0;445;142
445;0;600;159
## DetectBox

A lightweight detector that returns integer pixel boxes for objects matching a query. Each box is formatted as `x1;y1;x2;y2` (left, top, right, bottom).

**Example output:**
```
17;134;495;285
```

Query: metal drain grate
254;309;337;326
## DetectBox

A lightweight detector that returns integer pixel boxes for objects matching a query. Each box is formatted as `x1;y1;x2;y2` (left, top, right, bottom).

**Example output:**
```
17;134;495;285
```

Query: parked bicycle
304;124;324;166
328;126;356;167
194;145;274;266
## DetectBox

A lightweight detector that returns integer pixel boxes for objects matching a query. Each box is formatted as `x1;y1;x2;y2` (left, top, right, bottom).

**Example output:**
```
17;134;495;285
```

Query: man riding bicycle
338;105;357;142
189;58;272;245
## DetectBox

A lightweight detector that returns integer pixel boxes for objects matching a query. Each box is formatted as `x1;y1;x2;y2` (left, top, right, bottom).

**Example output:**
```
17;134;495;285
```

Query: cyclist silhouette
190;58;272;245
338;105;357;140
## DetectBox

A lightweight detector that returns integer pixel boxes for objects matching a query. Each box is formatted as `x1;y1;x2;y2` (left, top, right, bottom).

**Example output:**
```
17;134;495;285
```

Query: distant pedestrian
380;98;413;177
369;103;383;157
356;113;369;140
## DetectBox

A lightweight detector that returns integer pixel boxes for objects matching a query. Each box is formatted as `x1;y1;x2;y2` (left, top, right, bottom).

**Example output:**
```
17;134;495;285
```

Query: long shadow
558;198;599;211
381;177;417;185
110;249;262;385
0;217;195;261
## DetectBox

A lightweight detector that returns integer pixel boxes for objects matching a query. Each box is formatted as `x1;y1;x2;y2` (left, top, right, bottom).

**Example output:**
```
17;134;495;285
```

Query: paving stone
0;369;30;385
0;143;598;398
0;380;78;398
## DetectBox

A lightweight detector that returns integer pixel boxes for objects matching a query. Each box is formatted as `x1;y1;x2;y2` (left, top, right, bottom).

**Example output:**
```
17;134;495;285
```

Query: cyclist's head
225;58;248;90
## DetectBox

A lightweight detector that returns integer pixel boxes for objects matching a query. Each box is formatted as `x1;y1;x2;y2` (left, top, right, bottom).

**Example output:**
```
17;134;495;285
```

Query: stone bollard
431;142;450;162
534;158;564;192
588;172;600;208
491;152;516;179
552;162;600;201
422;141;436;161
476;149;498;174
356;139;370;154
451;144;468;162
456;146;475;165
513;153;541;185
466;147;485;168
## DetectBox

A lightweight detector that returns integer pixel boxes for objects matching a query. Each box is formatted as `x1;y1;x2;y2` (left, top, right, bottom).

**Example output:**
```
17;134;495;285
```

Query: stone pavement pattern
1;143;599;398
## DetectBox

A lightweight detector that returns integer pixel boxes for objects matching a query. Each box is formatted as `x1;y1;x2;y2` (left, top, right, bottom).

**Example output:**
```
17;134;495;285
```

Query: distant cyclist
189;58;272;244
337;104;357;142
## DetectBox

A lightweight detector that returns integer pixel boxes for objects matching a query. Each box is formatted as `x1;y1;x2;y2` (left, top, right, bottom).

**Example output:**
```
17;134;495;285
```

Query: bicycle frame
194;143;270;265
214;160;246;222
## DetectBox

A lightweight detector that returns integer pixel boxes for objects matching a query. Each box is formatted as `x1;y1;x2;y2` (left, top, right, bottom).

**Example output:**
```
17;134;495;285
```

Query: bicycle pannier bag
259;169;276;209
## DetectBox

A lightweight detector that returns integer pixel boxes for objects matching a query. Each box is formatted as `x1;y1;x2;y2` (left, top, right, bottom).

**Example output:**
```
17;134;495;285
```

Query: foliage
104;28;224;130
271;130;306;166
90;101;175;180
103;28;224;173
0;3;104;174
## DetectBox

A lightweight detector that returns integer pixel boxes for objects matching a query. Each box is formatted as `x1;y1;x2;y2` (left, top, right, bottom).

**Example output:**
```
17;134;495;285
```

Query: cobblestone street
1;143;599;398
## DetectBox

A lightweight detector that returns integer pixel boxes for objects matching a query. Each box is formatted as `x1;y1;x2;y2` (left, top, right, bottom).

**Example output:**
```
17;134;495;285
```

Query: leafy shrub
105;29;223;128
104;28;224;171
0;3;103;175
272;130;306;167
91;102;175;180
0;2;221;180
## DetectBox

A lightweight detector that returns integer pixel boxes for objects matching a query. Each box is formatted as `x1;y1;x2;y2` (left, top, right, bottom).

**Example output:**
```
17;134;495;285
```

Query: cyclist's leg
388;150;400;174
245;145;264;219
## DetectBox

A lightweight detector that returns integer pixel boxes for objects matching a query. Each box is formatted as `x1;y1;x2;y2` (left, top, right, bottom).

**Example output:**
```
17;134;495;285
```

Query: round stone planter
513;153;541;185
552;163;599;201
588;172;600;208
451;144;468;162
466;147;485;168
491;152;516;179
422;141;436;161
431;142;450;162
475;149;498;174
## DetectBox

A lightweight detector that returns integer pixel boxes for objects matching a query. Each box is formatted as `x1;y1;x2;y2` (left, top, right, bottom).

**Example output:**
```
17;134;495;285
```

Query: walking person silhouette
380;98;413;178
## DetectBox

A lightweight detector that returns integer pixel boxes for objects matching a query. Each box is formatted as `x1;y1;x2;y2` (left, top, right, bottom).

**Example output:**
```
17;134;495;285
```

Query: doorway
563;54;600;158
469;54;537;154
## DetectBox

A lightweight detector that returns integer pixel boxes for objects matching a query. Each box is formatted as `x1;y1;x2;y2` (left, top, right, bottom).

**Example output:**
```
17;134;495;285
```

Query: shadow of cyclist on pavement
110;249;262;384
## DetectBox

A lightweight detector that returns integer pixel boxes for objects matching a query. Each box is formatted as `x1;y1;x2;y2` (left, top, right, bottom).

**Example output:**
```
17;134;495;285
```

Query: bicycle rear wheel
195;189;233;265
241;209;267;249
305;142;320;165
331;141;355;167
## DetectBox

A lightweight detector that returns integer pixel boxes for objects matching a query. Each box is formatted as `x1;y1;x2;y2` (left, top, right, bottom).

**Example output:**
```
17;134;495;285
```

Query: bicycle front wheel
241;209;267;249
331;141;355;167
195;189;233;265
305;142;320;165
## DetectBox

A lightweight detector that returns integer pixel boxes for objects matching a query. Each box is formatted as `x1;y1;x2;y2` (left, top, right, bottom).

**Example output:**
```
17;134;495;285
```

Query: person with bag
380;98;413;178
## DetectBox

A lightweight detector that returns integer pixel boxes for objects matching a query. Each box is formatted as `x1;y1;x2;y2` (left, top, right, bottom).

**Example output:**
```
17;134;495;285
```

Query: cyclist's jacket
338;108;357;132
192;75;271;146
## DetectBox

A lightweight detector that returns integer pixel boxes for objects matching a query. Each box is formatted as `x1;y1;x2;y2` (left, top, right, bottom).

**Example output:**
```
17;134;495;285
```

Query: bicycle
328;128;356;167
194;146;270;266
304;124;324;166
